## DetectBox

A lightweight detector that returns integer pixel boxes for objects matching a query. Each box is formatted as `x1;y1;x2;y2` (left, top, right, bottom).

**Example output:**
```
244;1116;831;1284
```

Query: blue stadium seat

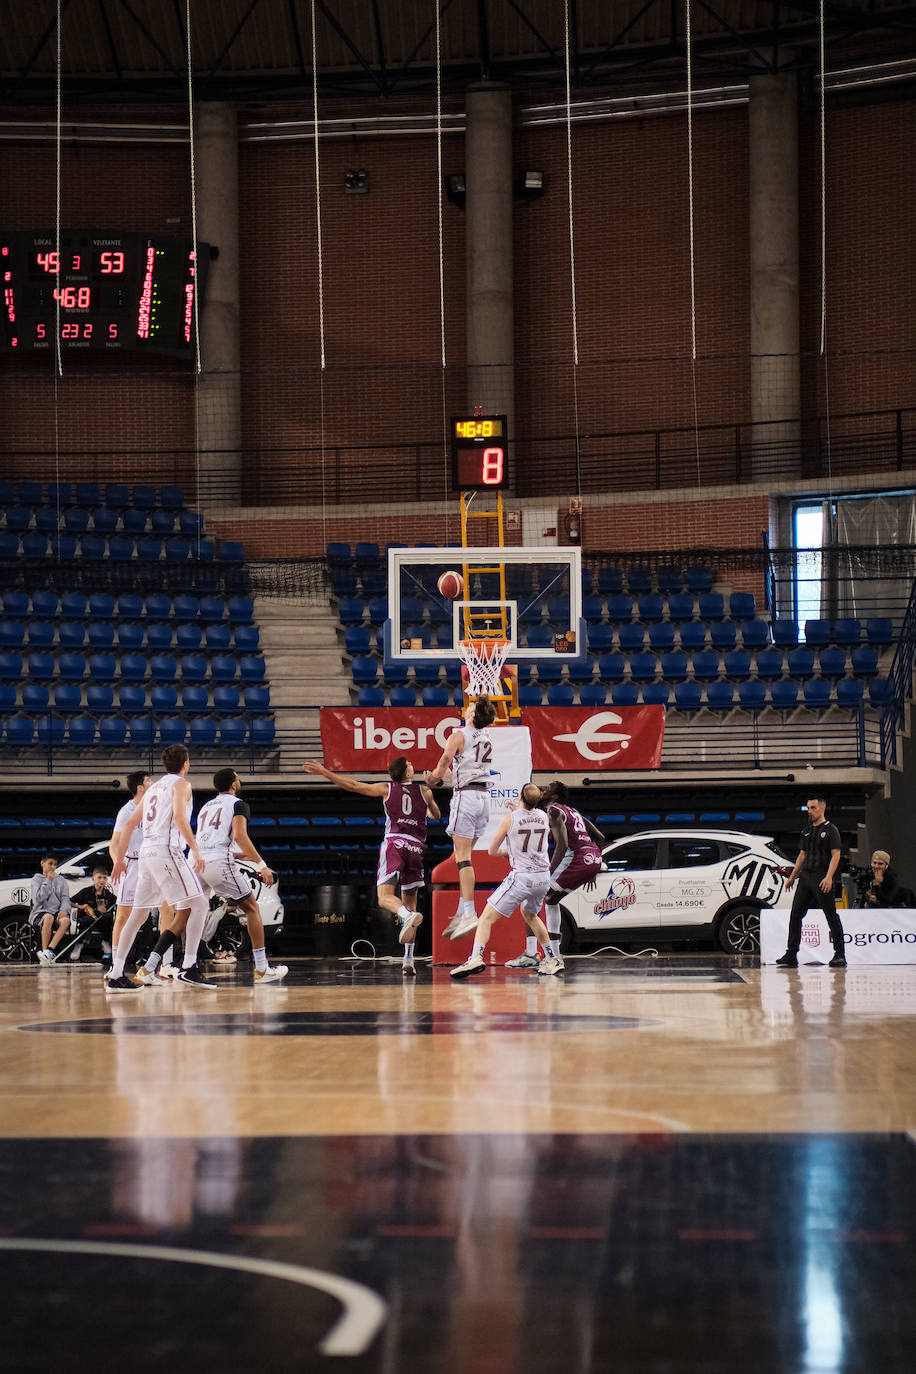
243;686;270;712
587;624;614;653
833;618;861;646
1;684;19;709
239;656;265;683
685;566;712;593
868;677;891;705
118;655;147;684
57;653;85;681
772;620;798;648
35;506;60;532
657;566;682;594
421;686;450;707
710;621;737;650
355;541;381;564
770;679;798;709
165;537;190;562
27;652;55;680
338;598;364;626
234;625;259;652
627;566;652;594
667;592;695;622
0;533;19;558
642;681;670;705
211;655;240;684
105;483;129;510
698;592;725;620
660;651;688;680
548;597;573;625
352;657;378;685
597;653;626;681
534;660;563;686
755;648;783;679
122;508;148;535
54;684;82;710
706;681;735;710
526;625;554;649
107;530;134;556
79;533;106;560
117;623;143;650
172;594;198;621
88;653;117;682
92;507;119;533
637;594;664;622
74;483;98;510
89;593;115;619
436;624;454;651
606;594;633;623
545;683;574;707
579;682;608;706
597;568;623;595
326;542;351;562
18;481;42;505
219;718;247;747
64;507;90;533
251;717;277;748
866;618;893;646
151;686;178;711
2;591;29;617
802;678;831;708
133;485;156;510
787;648;815;678
203;624;230;652
198;539;217;563
179;654;208;683
0;622;24;648
5;715;34;746
648;622;675;652
136;537;162;562
691;651;719;681
22;684;50;709
345;626;371;655
357;686;386;707
518;683;543;707
159;717;187;745
679;621;707;651
199;596;224;622
50;533;78;559
804;619;831;648
160;485;184;511
0;479;13;504
68;716;96;747
176;624;202;650
580;570;593;595
4;507;31;532
729;592;755;619
190;717;218;748
607;682;637;706
144;593;171;621
48;481;71;507
129;716;155;747
150;509;176;535
22;533;49;559
118;684;144;708
723;650;751;680
618;623;645;652
851;646;878;676
0;652;22;682
86;685;114;710
87;623;115;649
737;680;767;711
673;681;703;711
180;511;204;538
389;686;416;707
99;716;128;746
146;623;173;650
219;541;244;562
582;595;605;623
413;661;442;686
836;678;864;708
629;652;657;682
740;619;769;649
819;648;847;677
36;715;65;746
213;686;240;711
149;654;178;682
180;686;208;711
367;597;388;625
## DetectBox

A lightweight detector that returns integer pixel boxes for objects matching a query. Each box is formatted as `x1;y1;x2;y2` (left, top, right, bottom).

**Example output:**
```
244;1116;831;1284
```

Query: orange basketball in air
437;570;464;599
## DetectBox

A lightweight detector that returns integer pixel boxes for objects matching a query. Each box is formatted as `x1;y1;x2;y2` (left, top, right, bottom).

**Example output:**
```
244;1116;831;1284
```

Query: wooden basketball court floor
1;953;914;1373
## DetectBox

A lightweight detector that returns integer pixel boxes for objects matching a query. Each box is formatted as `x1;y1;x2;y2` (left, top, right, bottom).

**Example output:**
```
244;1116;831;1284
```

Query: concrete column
749;72;800;478
193;102;241;506
465;83;515;481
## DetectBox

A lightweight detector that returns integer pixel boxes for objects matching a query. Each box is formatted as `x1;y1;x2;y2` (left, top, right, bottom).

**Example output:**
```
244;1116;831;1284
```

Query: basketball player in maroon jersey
303;757;440;974
505;781;605;972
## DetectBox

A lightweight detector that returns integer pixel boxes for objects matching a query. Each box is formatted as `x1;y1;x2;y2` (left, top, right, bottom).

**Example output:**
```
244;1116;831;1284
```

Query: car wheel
0;909;36;963
716;904;760;954
559;909;579;955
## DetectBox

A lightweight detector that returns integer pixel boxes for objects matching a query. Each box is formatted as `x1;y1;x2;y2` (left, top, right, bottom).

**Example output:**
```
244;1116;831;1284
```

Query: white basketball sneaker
505;952;539;970
398;911;423;945
450;954;487;980
255;965;289;984
448;911;479;941
538;954;564;977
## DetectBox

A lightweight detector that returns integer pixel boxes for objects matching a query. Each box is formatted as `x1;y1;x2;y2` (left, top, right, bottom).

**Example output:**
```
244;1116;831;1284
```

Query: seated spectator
863;851;907;907
71;866;117;963
30;854;73;964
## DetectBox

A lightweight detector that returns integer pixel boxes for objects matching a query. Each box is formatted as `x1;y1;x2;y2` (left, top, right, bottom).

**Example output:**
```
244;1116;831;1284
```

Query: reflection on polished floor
1;954;914;1373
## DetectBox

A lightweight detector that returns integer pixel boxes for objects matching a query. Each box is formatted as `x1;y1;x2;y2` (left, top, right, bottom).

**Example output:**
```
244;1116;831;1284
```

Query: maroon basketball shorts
549;848;602;895
377;836;425;891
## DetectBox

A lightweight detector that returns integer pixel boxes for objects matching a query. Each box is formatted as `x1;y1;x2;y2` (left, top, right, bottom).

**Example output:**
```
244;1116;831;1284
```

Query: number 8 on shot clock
450;415;508;491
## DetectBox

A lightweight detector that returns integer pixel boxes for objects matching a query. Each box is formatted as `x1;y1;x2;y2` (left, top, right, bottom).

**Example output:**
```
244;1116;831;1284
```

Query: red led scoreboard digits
0;232;208;355
450;415;509;490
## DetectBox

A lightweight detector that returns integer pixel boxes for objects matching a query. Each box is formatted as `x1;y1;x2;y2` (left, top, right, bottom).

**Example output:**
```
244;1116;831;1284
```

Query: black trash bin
311;882;358;957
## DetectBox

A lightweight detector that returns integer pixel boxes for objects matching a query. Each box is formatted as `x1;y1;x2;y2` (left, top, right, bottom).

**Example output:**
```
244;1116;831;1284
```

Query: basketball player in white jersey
190;767;287;983
451;782;561;979
109;744;209;991
425;695;497;941
303;755;440;973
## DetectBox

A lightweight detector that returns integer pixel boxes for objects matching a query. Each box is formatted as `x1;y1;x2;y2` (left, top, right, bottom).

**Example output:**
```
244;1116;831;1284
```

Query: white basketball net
458;639;511;700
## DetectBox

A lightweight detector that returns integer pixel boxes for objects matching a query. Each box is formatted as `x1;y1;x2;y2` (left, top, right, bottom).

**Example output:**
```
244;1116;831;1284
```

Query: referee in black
776;797;847;968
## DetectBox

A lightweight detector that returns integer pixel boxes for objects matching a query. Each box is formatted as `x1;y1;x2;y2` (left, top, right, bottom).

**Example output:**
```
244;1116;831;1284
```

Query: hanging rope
563;0;582;496
309;0;328;546
54;0;63;381
184;0;202;542
434;1;450;529
818;0;832;486
685;0;701;487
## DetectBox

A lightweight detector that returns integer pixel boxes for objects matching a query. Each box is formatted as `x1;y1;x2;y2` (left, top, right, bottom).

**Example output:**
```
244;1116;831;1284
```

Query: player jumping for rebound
505;781;605;972
425;695;498;941
303;757;440;974
451;782;561;980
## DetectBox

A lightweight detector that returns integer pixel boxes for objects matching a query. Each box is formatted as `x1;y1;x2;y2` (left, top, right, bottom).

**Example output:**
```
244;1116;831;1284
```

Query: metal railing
878;579;916;768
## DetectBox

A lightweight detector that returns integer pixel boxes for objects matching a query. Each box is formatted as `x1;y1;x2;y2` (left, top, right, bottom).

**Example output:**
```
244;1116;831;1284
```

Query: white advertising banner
760;906;916;964
474;725;533;852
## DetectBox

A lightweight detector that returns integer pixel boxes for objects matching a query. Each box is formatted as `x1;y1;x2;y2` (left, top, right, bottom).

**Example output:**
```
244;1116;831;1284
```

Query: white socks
252;945;268;972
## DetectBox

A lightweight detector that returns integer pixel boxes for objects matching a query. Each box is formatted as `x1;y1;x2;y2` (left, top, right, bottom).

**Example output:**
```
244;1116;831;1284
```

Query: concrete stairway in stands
255;597;351;734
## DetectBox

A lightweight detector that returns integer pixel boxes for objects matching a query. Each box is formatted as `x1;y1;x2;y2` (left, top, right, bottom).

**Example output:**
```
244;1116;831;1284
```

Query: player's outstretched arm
426;730;463;785
420;784;441;822
584;818;605;847
302;760;387;797
487;812;513;858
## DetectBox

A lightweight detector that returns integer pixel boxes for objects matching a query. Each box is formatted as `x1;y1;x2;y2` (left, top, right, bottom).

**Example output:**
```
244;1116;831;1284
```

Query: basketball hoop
458;638;511;700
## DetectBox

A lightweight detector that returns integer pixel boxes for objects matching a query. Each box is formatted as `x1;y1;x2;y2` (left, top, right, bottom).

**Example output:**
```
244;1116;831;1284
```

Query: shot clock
450;414;508;490
0;231;209;356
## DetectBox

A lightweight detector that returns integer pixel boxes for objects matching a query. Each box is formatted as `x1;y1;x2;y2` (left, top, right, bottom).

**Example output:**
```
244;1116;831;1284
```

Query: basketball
437;570;464;599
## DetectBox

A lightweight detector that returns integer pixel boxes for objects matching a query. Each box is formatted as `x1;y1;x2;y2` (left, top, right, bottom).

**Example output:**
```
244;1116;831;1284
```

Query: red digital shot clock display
450;415;509;490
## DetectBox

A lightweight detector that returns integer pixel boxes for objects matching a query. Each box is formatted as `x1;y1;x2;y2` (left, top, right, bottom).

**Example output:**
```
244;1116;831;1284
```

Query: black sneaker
828;954;847;968
775;953;798;968
106;974;143;993
177;963;218;990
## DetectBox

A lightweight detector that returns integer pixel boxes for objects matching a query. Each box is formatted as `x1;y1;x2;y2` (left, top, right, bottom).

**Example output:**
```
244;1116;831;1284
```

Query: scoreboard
0;231;210;357
450;415;509;490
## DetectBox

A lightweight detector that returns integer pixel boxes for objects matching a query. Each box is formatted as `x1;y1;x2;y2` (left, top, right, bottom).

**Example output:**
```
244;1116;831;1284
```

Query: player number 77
520;828;545;853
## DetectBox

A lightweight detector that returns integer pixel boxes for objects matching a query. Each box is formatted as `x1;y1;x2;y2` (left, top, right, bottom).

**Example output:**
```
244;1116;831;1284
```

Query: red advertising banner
318;705;664;773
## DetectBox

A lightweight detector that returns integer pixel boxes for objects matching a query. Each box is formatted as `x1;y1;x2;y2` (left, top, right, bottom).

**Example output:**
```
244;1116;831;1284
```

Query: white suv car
560;828;792;954
0;840;284;963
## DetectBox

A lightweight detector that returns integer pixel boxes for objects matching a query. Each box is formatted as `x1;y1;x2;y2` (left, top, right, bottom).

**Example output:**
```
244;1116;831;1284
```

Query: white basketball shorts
116;856;140;907
446;788;490;841
133;848;205;910
200;854;253;903
488;868;550;919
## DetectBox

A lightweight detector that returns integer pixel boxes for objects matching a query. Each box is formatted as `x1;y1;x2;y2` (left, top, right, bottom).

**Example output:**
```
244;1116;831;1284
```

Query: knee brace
457;860;473;871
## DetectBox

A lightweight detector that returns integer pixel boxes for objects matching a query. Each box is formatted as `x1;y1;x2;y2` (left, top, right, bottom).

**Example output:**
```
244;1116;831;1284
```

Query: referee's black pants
786;873;846;957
